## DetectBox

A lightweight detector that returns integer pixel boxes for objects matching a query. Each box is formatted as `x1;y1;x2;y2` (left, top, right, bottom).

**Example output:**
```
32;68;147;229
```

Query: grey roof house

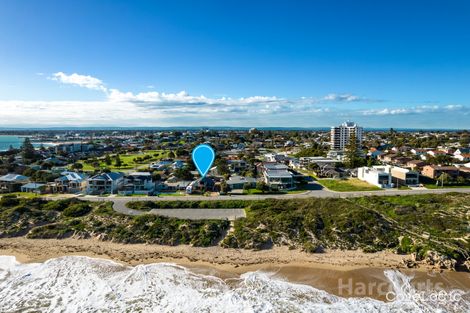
0;174;29;193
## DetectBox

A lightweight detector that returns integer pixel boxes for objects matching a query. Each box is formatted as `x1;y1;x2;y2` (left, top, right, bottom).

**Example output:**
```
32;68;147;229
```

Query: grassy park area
425;183;470;189
77;150;170;171
318;178;381;192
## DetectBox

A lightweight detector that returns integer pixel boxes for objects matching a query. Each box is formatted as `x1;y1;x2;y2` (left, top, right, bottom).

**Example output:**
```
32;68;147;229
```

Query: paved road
108;198;245;220
39;183;470;220
77;185;470;203
148;209;245;220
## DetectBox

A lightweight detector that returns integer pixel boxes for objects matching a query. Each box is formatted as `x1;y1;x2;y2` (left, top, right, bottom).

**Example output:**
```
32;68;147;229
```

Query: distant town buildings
0;127;468;197
330;121;363;151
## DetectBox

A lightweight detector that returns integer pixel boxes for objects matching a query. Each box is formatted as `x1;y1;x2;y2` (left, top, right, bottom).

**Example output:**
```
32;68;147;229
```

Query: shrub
62;203;92;217
0;195;20;207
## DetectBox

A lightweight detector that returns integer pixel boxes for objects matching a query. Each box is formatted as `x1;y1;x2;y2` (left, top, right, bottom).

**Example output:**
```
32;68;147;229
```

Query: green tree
256;181;269;193
344;134;365;168
114;154;122;167
432;154;452;165
174;168;193;180
243;182;251;191
437;172;451;186
21;137;36;161
104;154;112;166
215;158;230;176
220;181;229;194
456;176;466;185
152;172;162;181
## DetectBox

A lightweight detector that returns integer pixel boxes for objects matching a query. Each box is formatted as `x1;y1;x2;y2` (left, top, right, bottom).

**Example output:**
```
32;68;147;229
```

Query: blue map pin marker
192;144;215;178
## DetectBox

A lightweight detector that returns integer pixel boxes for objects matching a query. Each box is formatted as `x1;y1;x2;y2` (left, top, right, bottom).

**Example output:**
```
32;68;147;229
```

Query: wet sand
1;237;469;300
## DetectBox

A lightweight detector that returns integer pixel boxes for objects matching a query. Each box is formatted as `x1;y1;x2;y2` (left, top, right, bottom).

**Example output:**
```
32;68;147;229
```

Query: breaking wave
0;255;468;312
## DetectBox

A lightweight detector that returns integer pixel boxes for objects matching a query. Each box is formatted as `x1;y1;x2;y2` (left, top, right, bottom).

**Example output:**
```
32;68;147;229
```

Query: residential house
0;174;29;193
299;157;338;169
454;153;470;162
391;146;411;154
421;165;460;179
49;171;88;194
119;172;155;196
454;148;470;156
222;149;245;159
289;158;301;169
43;157;68;166
316;164;346;179
379;154;399;163
226;176;257;190
458;167;470;179
284;140;294;147
86;172;124;195
393;157;413;167
21;183;45;194
171;160;186;170
357;166;393;188
326;150;345;161
367;148;383;159
261;162;295;190
149;160;172;170
427;150;449;158
406;160;426;171
156;174;190;192
158;180;192;192
228;159;248;173
51;166;69;174
390;167;420;186
410;148;429;156
186;178;216;194
264;153;289;163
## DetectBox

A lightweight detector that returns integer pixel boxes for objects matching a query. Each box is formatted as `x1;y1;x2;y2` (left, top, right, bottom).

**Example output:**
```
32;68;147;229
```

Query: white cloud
322;93;371;102
0;100;163;127
16;71;462;127
51;72;107;92
362;105;467;116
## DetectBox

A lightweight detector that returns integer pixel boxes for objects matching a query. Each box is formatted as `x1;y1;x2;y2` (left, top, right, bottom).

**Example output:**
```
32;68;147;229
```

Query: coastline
0;237;409;271
1;237;470;301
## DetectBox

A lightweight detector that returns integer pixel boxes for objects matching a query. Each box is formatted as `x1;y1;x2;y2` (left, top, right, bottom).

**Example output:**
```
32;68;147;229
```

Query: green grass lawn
397;185;412;190
78;150;170;171
157;192;186;197
424;183;470;189
318;178;381;192
116;194;149;197
1;192;41;198
297;169;318;180
241;188;307;195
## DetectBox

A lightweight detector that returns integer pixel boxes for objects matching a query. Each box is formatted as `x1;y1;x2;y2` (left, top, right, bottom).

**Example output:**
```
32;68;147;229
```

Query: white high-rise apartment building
330;121;363;151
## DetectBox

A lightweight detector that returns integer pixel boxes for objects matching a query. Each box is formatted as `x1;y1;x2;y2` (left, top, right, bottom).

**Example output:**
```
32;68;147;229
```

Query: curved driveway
108;198;246;220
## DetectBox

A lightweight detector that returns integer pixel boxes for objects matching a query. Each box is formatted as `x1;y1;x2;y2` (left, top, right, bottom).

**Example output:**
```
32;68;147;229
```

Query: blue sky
0;0;469;128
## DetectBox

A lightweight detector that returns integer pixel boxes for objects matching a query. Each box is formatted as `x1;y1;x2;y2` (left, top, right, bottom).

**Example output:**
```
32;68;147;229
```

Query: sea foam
0;255;468;313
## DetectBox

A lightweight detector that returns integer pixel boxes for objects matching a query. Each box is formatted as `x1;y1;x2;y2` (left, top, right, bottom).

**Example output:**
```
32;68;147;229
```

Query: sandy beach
0;237;408;271
1;237;469;301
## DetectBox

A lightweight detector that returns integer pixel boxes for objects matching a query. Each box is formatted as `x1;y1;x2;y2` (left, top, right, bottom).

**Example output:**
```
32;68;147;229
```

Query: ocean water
0;256;468;313
0;135;23;151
